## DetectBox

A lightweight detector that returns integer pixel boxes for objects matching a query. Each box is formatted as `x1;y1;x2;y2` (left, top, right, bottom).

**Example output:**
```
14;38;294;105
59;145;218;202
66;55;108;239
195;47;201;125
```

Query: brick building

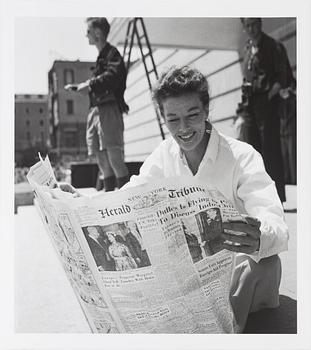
48;60;93;162
15;94;49;166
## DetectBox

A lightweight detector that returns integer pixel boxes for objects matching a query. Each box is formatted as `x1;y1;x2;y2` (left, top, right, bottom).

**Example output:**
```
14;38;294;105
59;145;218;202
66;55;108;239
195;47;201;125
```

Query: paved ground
14;186;297;333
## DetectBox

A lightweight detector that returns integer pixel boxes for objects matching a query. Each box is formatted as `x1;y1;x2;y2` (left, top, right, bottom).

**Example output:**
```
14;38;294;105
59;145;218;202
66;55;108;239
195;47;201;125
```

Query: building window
26;108;29;114
39;108;43;113
66;100;74;115
64;69;75;85
64;131;77;147
39;119;44;126
26;120;30;126
26;131;31;140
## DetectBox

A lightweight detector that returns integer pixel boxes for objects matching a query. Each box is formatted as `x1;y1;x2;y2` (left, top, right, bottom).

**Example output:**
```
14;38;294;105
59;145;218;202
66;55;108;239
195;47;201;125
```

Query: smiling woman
152;67;211;174
162;93;209;174
124;65;288;332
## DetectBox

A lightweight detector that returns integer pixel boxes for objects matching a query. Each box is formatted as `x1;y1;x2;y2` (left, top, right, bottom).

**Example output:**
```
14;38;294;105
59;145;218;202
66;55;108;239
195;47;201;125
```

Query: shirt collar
171;125;219;163
203;126;219;163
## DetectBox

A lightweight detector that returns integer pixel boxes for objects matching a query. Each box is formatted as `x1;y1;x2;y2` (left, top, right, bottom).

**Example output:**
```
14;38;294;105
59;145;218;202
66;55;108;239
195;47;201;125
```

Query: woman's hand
58;182;82;198
221;215;261;254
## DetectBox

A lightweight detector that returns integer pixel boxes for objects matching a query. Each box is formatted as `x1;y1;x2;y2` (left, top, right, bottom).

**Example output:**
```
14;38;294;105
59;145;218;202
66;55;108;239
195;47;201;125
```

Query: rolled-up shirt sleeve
235;147;289;262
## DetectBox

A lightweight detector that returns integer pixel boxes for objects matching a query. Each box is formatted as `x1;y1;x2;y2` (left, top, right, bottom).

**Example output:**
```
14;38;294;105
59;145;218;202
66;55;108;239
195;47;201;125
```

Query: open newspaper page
27;157;243;333
27;154;58;189
27;157;124;333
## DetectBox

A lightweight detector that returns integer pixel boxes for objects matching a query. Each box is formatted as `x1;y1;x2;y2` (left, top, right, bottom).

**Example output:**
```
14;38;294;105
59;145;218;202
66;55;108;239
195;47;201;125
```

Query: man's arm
64;80;90;94
89;48;125;92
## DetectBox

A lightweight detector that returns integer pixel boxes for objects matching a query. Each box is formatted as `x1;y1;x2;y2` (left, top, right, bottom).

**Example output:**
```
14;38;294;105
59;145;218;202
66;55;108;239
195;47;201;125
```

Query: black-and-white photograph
82;225;116;271
83;221;151;272
181;220;204;263
4;0;310;345
195;207;223;256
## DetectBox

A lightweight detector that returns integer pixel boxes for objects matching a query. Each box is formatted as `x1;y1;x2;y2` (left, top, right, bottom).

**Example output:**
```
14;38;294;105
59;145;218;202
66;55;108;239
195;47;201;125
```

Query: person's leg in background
279;96;297;186
280;134;290;185
97;103;129;189
287;132;297;185
287;98;297;185
86;107;111;190
251;95;286;202
87;107;117;192
96;149;116;191
262;106;286;202
96;146;129;191
86;107;98;160
230;254;282;332
106;147;129;189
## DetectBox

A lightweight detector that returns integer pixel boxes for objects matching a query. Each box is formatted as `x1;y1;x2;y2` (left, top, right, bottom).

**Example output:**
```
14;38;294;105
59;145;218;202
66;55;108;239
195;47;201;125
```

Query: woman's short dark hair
86;17;110;38
240;17;262;25
151;66;210;117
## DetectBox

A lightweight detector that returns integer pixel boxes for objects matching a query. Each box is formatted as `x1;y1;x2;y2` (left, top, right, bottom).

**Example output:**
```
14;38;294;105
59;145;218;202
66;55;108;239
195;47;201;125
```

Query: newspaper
27;156;243;334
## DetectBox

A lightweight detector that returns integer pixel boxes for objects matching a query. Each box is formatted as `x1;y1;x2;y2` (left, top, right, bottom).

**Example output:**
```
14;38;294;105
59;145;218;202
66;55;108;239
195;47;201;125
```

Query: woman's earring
205;120;212;134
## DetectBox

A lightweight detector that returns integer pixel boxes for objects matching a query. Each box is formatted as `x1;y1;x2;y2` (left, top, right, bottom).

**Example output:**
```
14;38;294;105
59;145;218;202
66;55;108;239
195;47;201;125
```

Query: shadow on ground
243;295;297;333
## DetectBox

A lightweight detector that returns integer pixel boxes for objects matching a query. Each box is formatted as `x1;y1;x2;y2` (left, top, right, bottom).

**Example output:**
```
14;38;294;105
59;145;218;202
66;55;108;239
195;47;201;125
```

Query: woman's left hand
58;182;82;197
221;215;261;254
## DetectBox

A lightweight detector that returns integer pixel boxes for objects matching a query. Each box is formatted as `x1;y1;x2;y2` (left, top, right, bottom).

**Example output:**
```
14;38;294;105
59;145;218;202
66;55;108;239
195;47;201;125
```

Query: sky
15;17;98;94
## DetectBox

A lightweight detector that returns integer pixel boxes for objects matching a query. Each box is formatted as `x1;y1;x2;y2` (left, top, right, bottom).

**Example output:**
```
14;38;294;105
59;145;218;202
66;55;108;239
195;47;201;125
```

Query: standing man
66;17;129;191
84;226;115;271
239;18;287;203
278;44;297;185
